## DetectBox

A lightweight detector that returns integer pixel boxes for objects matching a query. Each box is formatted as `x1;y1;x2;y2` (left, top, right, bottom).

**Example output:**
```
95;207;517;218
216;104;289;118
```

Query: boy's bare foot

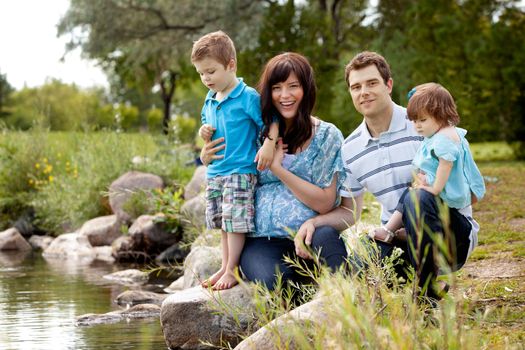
201;268;225;288
211;270;238;290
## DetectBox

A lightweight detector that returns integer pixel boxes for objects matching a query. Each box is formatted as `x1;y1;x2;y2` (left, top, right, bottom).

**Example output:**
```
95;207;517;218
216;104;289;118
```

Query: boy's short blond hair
191;31;236;67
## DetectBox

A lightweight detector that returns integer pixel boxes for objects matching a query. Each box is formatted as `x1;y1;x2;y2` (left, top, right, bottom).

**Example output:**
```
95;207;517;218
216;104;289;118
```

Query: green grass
222;144;525;350
0;130;195;233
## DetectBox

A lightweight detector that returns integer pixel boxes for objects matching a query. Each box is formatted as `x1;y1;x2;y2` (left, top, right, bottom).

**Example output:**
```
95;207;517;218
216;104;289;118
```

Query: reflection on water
0;251;167;350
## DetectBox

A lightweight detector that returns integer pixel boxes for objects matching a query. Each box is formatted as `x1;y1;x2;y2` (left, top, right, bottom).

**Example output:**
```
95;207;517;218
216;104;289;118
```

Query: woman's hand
200;137;225;166
294;219;315;259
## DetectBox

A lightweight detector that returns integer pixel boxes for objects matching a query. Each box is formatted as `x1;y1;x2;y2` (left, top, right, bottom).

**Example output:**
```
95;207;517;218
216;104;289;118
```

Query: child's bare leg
201;231;228;288
213;233;245;290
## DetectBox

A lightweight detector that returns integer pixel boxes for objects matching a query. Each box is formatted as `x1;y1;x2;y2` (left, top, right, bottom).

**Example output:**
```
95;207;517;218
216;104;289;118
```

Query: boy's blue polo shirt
201;78;263;178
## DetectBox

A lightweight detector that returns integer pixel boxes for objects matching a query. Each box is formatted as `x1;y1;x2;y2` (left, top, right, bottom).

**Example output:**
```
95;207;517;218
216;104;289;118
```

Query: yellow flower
42;158;48;163
48;176;54;182
28;179;34;185
35;163;40;169
44;165;53;174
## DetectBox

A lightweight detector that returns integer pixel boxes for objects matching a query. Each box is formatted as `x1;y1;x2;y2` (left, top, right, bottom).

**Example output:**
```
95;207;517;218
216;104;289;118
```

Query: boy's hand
199;124;215;141
254;142;275;170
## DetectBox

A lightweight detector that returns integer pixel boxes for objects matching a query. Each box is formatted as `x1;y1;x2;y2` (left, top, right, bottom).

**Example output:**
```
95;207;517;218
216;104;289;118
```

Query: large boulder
160;284;255;349
184;165;207;200
128;214;180;256
43;233;96;259
234;297;328;350
78;215;121;246
108;171;164;223
0;228;32;251
180;193;206;230
176;246;221;290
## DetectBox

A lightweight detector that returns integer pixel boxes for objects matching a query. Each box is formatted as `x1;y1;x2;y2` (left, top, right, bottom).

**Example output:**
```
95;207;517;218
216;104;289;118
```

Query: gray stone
78;215;121;246
43;233;95;259
28;235;54;250
108;171;164;223
184;165;207;200
115;290;168;306
160;284;255;349
103;269;149;285
155;242;190;264
234;297;328;350
128;214;179;256
164;276;185;293
180;193;206;231
0;228;32;251
76;304;161;326
181;246;221;289
92;246;115;263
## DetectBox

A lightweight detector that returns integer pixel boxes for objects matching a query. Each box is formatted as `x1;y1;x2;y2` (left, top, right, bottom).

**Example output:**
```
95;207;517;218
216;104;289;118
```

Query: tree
58;0;266;134
0;71;14;118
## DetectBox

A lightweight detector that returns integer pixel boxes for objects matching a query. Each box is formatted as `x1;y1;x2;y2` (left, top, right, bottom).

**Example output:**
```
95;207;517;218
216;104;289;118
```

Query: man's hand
199;124;215;142
294;219;315;259
200;137;225;166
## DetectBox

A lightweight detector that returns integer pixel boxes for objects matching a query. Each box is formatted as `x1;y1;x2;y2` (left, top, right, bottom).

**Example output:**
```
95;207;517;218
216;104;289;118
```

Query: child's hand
255;142;275;171
199;124;215;141
412;171;428;188
270;139;287;171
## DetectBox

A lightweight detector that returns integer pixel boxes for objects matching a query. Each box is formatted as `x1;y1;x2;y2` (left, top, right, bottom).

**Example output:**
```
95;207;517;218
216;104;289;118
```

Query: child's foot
212;270;238;290
201;268;225;288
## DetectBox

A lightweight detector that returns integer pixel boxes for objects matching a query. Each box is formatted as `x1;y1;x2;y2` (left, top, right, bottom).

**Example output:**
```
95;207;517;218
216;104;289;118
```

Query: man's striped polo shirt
341;102;423;224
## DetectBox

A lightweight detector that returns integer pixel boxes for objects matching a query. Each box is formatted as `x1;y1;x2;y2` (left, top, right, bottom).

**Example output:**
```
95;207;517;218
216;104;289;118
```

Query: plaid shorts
205;173;257;233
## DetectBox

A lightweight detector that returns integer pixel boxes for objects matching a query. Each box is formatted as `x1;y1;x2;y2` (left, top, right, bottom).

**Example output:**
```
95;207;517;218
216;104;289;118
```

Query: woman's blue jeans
239;226;348;290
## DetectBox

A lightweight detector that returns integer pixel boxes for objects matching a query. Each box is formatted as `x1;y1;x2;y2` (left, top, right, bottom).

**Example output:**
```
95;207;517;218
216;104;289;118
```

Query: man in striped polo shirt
294;51;426;288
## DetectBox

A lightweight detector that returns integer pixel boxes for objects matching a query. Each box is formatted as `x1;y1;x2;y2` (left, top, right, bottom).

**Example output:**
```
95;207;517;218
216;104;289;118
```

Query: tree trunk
159;71;178;135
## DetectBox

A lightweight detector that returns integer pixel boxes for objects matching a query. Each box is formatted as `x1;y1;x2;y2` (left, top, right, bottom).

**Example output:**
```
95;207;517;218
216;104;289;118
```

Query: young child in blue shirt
371;83;485;250
191;31;278;290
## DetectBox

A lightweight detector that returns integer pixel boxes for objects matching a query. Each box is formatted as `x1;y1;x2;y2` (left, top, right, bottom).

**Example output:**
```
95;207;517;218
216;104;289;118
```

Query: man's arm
294;194;364;259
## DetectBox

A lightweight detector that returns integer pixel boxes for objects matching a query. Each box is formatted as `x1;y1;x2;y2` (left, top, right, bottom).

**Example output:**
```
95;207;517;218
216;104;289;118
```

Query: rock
92;246;115;263
184;165;207;200
128;214;180;256
181;246;221;289
234;297;328;350
103;269;149;285
76;304;161;326
115;290;168;306
160;284;255;349
164;276;185;293
180;193;206;230
0;228;32;251
78;215;121;246
42;233;95;259
111;235;137;261
28;235;54;250
108;171;164;223
155;242;190;264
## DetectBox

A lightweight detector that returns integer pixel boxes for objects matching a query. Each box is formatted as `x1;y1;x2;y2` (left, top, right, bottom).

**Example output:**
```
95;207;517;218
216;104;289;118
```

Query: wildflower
48;176;54;183
44;165;53;174
35;163;40;169
28;179;34;185
42;157;48;163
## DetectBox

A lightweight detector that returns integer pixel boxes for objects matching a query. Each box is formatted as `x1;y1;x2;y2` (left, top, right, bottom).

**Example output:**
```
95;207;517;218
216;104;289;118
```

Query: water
0;251;168;350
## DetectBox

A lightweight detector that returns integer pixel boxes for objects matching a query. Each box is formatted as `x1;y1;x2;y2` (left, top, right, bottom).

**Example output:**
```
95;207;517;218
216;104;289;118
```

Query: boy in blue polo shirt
191;31;278;290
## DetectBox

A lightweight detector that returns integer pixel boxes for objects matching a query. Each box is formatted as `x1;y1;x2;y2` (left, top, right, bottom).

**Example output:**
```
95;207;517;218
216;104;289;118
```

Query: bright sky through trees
0;0;108;89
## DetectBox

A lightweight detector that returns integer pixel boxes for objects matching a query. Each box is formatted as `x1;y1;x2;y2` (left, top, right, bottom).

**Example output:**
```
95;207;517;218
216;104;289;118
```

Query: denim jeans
239;226;348;290
376;189;472;299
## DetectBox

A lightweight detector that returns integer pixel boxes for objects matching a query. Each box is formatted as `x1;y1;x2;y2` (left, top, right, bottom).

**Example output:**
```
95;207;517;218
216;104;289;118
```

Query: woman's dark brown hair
258;52;316;154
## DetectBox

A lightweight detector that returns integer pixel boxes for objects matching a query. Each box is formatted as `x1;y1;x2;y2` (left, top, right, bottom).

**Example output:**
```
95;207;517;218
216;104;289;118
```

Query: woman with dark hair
201;52;349;289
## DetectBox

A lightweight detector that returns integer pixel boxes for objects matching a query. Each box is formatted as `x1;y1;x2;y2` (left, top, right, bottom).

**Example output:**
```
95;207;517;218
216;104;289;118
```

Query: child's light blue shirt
412;127;485;209
201;78;263;179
